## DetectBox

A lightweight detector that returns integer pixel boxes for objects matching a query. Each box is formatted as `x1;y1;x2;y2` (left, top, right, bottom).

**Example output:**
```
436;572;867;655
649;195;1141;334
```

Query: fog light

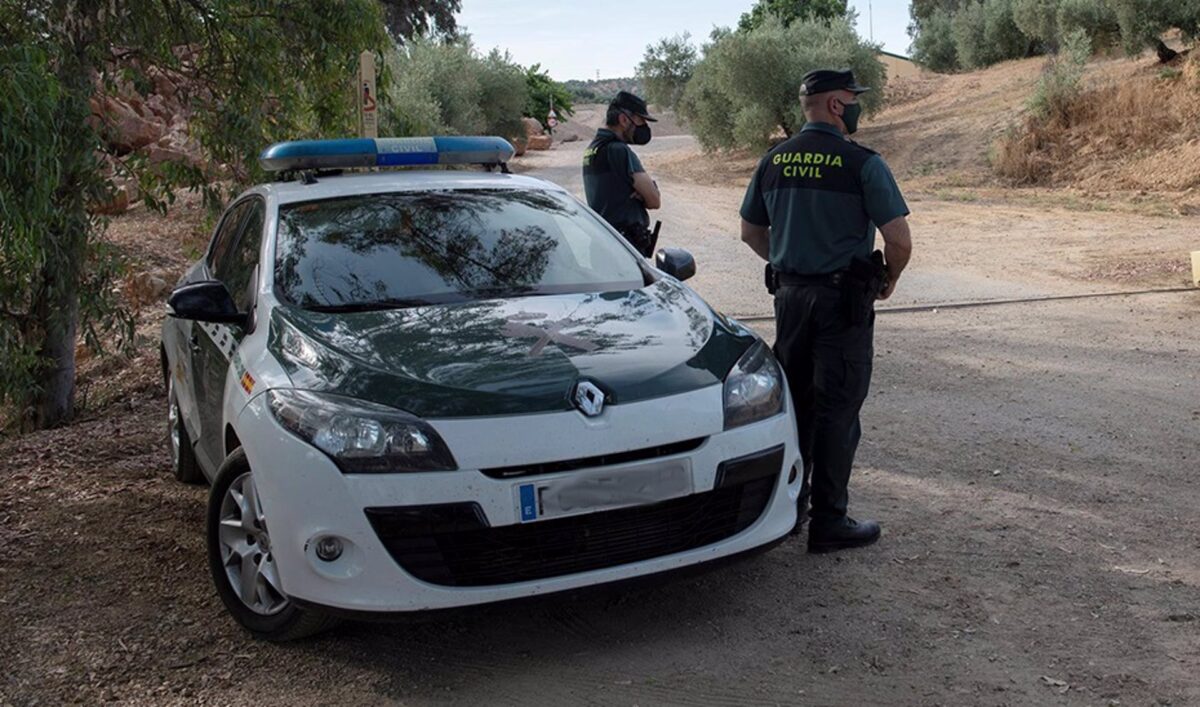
788;464;798;484
314;536;344;562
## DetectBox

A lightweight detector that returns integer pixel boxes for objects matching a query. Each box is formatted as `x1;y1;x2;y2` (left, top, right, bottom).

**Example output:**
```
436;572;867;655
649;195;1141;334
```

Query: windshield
274;189;645;310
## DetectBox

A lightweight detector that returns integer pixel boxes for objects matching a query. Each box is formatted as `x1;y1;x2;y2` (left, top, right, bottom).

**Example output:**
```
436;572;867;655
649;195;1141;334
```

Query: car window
222;200;265;312
274;189;646;309
207;201;250;276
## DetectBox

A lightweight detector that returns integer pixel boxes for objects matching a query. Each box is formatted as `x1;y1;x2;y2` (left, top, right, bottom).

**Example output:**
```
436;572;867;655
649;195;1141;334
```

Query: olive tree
637;33;698;113
385;39;528;138
679;14;885;151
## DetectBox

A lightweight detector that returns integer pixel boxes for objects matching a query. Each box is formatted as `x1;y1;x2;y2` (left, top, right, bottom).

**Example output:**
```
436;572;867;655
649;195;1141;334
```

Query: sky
455;0;913;82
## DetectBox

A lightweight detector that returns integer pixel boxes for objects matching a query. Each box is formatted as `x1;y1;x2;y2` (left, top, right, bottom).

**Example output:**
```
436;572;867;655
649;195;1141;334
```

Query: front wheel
206;449;338;641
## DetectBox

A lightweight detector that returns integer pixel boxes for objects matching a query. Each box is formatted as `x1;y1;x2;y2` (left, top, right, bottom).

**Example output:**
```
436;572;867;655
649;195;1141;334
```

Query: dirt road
2;137;1199;706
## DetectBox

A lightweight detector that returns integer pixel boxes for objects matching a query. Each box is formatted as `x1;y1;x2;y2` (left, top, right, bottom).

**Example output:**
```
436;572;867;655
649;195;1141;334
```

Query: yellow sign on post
358;50;378;139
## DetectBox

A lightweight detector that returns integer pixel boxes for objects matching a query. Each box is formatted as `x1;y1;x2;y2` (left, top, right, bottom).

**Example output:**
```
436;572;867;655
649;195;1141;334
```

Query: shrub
993;29;1091;182
1028;29;1092;123
678;14;885;151
912;7;960;71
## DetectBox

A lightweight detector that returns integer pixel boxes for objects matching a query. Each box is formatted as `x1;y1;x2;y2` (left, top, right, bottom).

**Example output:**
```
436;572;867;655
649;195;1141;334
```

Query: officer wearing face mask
583;91;661;256
740;69;913;554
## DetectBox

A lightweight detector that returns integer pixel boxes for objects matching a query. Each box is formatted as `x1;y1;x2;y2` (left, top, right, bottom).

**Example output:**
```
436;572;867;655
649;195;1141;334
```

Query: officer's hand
630;190;644;202
877;279;896;300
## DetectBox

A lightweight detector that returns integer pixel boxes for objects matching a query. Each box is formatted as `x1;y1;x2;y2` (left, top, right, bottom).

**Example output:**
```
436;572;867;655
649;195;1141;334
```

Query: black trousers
773;283;874;523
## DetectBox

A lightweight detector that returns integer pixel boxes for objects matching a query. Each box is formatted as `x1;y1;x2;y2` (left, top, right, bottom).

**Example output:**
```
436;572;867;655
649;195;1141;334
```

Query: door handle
189;334;202;354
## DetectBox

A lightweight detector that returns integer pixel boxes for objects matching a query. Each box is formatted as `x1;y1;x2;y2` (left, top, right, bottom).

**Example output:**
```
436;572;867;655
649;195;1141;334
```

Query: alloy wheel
217;472;288;615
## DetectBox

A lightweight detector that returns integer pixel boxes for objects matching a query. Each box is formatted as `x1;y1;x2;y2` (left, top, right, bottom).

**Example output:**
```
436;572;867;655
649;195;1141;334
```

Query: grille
366;446;783;587
479;437;707;479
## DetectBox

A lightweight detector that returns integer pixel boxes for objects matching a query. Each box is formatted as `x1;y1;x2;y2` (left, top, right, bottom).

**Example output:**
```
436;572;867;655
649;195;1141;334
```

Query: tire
206;449;339;641
167;378;205;485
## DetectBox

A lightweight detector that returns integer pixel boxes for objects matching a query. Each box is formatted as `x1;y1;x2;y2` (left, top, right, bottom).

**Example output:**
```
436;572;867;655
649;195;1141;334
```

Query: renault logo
573;381;605;417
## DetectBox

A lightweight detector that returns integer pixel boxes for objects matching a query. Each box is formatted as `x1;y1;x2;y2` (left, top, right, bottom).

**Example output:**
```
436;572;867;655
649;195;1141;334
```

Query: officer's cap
609;90;657;122
799;69;871;97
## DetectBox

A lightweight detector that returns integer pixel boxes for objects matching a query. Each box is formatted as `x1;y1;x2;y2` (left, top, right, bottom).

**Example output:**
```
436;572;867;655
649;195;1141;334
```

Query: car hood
268;278;757;418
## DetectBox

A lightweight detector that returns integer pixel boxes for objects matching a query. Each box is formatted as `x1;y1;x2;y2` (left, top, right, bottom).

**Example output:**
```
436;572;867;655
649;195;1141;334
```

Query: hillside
656;47;1200;216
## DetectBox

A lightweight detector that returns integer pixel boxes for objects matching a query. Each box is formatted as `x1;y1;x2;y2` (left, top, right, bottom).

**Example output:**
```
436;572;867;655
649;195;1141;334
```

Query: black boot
807;516;881;554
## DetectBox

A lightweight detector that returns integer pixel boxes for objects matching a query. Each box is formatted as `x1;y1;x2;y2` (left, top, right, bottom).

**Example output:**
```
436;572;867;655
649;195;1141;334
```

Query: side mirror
168;281;247;327
655;247;696;282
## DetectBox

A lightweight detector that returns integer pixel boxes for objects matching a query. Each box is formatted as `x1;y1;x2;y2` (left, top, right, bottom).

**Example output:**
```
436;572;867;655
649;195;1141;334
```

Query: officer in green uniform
582;91;662;256
740;69;914;554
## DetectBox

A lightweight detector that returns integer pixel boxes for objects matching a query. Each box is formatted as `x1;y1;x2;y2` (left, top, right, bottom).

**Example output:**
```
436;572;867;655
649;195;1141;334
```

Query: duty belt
776;270;845;288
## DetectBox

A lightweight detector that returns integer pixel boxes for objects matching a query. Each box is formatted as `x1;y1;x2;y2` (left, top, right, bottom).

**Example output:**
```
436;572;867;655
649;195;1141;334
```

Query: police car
161;136;801;640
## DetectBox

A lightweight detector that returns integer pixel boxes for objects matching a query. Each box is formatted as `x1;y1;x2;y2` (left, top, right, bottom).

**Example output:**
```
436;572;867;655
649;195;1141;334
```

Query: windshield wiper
305;298;434;313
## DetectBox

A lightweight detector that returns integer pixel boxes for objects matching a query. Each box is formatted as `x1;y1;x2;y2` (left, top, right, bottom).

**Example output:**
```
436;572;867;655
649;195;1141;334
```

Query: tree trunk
32;9;97;429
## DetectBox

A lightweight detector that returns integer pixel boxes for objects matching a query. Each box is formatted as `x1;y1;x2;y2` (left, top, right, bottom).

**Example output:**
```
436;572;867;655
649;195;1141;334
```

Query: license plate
516;459;693;523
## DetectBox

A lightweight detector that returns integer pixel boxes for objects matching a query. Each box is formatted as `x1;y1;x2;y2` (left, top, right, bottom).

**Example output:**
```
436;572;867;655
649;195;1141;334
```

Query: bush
993;29;1092;182
951;0;1030;69
384;38;529;139
678;14;885;151
1028;29;1092;123
912;7;960;71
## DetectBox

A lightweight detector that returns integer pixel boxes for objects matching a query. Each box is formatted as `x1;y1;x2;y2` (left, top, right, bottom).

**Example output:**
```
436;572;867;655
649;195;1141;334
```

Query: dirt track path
515;137;1197;315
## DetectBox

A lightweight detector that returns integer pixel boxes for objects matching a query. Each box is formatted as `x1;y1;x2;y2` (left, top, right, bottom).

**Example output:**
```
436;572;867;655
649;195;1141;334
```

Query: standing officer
583;91;661;256
739;69;913;554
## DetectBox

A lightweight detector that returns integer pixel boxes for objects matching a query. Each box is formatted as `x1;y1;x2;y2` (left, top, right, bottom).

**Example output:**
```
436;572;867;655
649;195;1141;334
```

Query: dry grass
994;52;1200;190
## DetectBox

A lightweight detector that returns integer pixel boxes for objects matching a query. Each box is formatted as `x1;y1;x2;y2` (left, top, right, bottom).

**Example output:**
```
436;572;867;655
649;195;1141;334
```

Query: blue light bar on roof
258;136;516;172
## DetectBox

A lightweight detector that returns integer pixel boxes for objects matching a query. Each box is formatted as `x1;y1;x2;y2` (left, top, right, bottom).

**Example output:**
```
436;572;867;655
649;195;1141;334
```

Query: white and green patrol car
161;136;801;640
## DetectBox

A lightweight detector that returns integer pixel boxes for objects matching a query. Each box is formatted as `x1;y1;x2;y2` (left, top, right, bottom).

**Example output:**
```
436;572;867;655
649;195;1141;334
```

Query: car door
176;200;250;468
194;197;266;468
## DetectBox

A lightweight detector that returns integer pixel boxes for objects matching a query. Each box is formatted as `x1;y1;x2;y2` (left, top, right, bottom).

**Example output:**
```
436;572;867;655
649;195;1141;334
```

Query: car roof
251;170;564;206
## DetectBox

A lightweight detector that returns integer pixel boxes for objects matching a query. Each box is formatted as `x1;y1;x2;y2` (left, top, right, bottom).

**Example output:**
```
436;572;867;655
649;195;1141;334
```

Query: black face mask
623;112;651;145
631;123;652;145
840;101;862;135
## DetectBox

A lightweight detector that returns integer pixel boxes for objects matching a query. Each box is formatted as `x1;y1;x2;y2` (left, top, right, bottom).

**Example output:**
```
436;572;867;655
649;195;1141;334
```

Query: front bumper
236;385;800;613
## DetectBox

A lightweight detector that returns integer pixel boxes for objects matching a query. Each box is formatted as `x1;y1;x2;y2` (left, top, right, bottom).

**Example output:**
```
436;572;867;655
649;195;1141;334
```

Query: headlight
723;341;784;429
267;389;457;473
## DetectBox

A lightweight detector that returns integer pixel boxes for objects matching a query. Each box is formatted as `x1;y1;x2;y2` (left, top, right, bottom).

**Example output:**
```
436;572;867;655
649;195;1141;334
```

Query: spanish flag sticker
240;371;255;395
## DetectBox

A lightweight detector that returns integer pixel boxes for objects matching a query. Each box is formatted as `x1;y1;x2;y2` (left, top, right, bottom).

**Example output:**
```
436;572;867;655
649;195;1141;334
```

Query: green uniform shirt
582;128;649;230
740;122;909;275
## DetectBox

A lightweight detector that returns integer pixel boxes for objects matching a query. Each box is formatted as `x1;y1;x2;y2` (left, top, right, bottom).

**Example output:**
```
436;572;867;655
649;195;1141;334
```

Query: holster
764;263;778;295
842;250;887;326
618;222;660;258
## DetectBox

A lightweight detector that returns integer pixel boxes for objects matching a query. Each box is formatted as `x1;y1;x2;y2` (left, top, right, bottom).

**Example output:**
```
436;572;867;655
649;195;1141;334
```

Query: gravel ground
2;139;1199;706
